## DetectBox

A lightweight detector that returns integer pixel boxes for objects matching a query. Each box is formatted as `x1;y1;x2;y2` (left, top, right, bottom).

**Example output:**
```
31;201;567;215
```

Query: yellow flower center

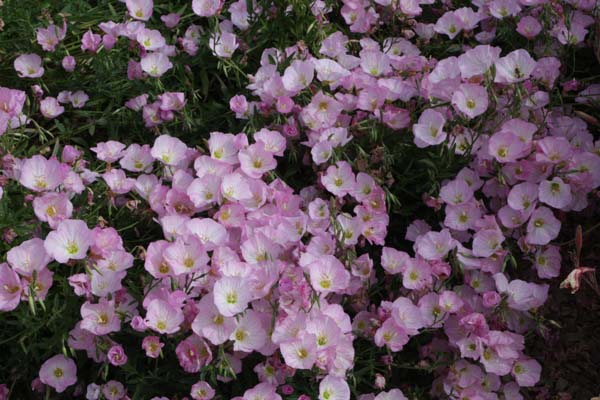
320;279;332;289
235;329;246;341
66;241;79;255
97;312;109;325
46;205;57;217
297;348;308;359
226;292;238;304
156;321;167;331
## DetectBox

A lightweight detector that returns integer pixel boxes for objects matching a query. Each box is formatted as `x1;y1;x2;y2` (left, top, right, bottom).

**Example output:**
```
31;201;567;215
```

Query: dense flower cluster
0;0;598;398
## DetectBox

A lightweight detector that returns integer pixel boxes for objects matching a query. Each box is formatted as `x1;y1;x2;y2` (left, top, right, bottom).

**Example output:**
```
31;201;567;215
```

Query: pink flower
381;247;410;275
163;237;209;276
142;336;164;358
360;50;391;77
176;334;212;373
38;355;77;393
280;333;318;369
438;290;464;313
137;28;166;51
62;56;76;72
230;310;267;352
534;246;561;279
375;389;407;400
254;129;286;156
494;49;537;83
192;0;223;16
242;383;280;400
102;381;125;400
125;94;149;111
36;22;67;52
472;228;505;257
151;134;188;166
209;31;239;58
191;381;215;400
145;298;184;334
40;97;65;119
488;131;528;163
158;92;186;111
458;45;501;78
91;140;126;162
440;179;474;206
495;274;549;310
68;274;91;297
238;143;277;178
103;169;135;194
192;293;236;345
451;83;488;119
313;59;351;83
321;161;356;197
489;0;521;18
300;91;343;130
44;219;93;263
536;136;572;164
120;144;154;172
391;297;424;334
526;207;561;245
213;276;252;317
128;59;144;80
282;60;314;93
538;177;572;209
187;175;222;208
308;255;350;293
80;299;121;335
402;258;432;290
482;291;501;307
208;132;241;164
141;52;173;77
7;238;52;276
0;263;21;311
161;13;181;28
24;267;53;301
108;345;128;366
0;87;26;118
516;16;542;39
126;0;154;21
14;54;44;78
103;34;117;50
70;90;89;108
511;358;541;387
507;182;538;211
85;383;101;400
415;229;455;260
186;218;227;250
229;94;248;116
319;376;350;400
81;30;102;53
434;11;464;39
413;109;446;147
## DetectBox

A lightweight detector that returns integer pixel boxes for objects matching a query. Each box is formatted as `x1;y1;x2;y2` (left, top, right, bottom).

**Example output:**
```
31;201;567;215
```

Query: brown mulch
528;200;600;400
529;283;600;400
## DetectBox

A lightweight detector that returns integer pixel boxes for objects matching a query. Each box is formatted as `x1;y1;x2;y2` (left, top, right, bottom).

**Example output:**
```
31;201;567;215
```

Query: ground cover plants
0;0;599;398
